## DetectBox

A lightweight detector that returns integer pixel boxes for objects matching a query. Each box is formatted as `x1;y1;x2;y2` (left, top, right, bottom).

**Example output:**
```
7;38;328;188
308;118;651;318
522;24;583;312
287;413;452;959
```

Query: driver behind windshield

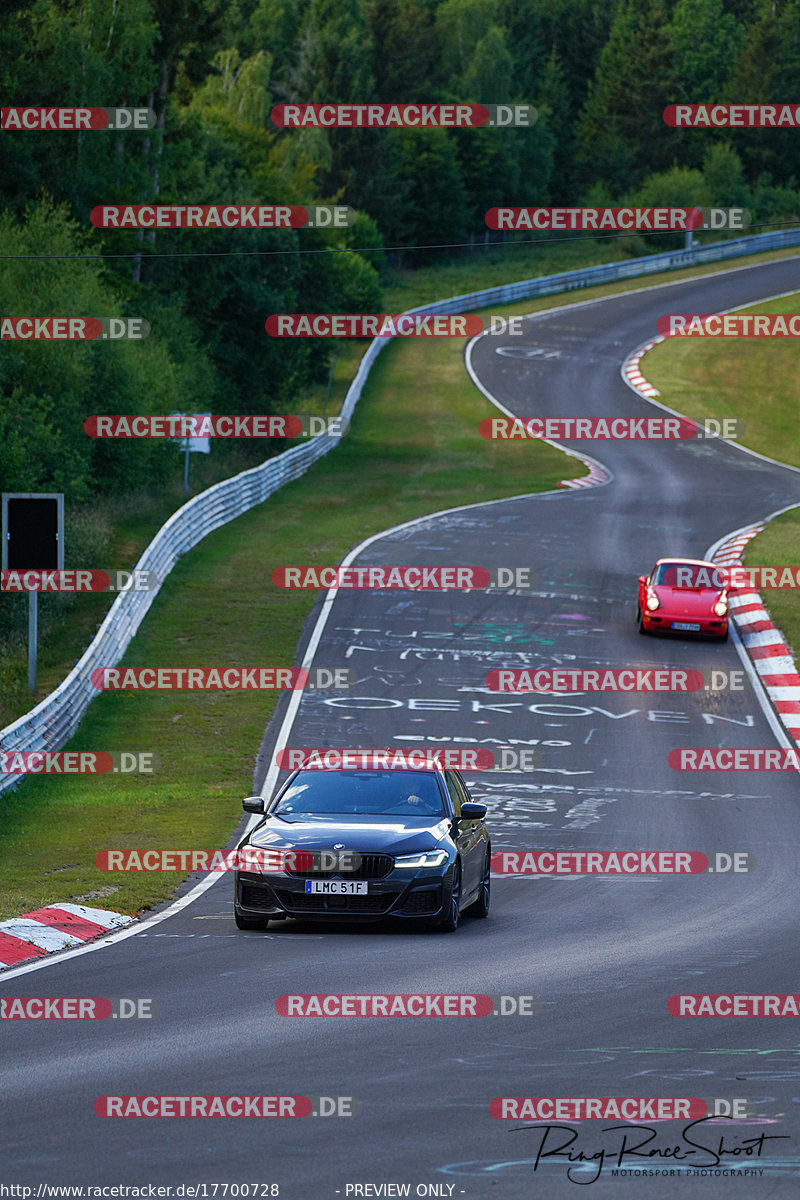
273;770;446;816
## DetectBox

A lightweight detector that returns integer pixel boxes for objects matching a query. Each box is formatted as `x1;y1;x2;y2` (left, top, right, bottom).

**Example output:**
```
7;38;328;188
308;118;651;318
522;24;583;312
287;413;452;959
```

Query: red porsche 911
636;557;729;640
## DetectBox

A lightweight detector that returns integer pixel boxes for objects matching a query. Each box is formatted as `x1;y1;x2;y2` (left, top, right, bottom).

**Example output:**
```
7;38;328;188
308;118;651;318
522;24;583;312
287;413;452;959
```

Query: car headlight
394;849;449;869
713;600;728;617
646;590;660;611
236;846;292;873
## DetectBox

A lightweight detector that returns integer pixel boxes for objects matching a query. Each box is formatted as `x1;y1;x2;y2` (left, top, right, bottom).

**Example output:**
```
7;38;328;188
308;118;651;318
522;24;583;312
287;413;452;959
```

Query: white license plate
305;880;367;895
671;621;701;631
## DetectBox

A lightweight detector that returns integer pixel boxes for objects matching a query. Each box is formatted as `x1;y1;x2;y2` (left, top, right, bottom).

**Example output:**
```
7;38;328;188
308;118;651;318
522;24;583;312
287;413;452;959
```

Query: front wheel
637;606;648;635
437;864;462;933
465;852;490;918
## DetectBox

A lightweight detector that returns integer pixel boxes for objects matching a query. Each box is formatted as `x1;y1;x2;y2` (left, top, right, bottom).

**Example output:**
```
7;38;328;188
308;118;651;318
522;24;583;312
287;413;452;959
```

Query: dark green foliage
3;0;800;509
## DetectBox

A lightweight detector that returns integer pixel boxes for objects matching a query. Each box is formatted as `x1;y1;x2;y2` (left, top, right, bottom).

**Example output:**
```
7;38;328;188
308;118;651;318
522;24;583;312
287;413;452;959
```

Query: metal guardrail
3;225;800;794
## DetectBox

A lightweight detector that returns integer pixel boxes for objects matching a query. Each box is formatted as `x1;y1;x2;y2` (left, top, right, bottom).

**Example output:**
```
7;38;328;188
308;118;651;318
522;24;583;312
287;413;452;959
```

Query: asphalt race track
4;255;800;1197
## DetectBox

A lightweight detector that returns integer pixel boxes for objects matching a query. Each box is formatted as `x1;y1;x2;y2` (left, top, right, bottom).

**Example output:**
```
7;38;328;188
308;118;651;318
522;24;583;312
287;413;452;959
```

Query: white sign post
170;414;211;494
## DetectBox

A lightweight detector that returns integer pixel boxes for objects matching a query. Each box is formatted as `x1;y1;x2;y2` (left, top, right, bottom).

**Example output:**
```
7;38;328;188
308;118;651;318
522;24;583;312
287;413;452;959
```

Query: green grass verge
0;333;571;920
643;293;800;470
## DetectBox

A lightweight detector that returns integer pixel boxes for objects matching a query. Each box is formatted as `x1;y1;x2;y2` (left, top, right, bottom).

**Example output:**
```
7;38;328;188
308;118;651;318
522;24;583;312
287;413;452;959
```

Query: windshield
272;770;446;816
651;562;721;589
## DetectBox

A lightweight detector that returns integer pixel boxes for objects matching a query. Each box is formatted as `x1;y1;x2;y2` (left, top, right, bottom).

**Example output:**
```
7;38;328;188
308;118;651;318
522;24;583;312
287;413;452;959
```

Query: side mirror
242;796;266;814
460;802;487;821
637;575;647;585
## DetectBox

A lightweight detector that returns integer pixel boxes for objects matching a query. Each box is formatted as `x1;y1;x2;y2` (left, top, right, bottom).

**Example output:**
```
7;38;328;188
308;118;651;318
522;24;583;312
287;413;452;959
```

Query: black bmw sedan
233;766;491;932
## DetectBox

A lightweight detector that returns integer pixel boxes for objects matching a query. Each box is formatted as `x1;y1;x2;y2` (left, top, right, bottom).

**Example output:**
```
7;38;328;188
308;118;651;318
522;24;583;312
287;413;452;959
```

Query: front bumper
642;609;728;636
234;865;454;922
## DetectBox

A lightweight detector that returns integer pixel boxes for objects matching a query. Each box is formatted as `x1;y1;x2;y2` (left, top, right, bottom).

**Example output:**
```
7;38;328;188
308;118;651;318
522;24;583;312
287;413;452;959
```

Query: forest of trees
2;0;800;506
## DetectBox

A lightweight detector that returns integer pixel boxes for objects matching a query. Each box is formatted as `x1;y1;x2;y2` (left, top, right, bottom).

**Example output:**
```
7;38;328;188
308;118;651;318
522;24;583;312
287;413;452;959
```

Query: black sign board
2;493;64;570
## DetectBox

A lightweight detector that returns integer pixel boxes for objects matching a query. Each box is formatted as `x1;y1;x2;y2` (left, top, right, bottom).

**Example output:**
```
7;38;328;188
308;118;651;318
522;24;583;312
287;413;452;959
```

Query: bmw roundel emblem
333;843;345;851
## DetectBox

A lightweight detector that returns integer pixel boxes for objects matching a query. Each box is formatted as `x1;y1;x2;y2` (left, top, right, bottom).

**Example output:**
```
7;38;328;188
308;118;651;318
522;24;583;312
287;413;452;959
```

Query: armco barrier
3;226;800;795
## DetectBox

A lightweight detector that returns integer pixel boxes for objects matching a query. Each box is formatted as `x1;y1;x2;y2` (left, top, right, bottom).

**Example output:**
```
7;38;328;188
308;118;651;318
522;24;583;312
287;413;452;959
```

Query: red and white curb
711;523;800;747
623;337;664;398
0;902;133;969
560;458;611;489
